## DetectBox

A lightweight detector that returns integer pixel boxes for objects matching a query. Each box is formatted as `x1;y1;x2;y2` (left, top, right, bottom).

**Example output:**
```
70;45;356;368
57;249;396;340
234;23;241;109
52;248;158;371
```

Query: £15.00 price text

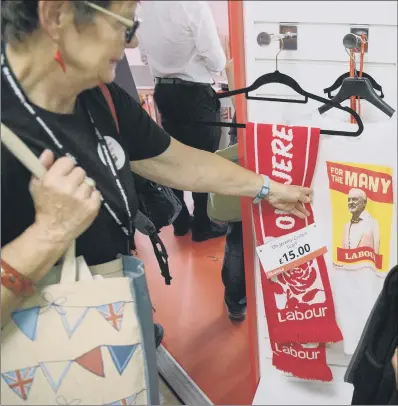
279;244;311;265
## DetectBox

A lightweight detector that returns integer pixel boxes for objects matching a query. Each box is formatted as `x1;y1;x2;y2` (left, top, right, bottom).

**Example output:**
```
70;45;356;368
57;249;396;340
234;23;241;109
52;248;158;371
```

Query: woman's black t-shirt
1;78;171;265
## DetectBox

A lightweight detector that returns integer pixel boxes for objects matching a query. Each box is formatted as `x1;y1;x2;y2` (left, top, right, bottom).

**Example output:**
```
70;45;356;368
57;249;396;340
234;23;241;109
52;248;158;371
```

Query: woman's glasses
84;1;141;44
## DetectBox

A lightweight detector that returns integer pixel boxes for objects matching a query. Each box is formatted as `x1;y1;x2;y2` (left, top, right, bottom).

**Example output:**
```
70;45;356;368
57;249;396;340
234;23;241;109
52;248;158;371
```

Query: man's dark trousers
154;81;221;231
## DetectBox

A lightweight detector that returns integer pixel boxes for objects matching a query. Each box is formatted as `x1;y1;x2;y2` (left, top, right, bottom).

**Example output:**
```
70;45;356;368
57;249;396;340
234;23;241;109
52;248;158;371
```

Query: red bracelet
1;260;35;297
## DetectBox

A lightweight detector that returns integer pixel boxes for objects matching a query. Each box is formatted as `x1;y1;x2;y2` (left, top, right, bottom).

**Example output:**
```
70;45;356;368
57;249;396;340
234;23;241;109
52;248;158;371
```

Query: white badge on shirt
256;224;327;279
98;136;126;170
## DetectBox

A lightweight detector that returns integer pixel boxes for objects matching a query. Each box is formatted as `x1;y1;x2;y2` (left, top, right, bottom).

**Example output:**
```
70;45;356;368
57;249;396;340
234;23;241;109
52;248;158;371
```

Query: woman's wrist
253;175;271;203
1;259;35;297
1;222;71;324
32;218;73;246
3;222;71;283
249;173;266;199
30;222;72;279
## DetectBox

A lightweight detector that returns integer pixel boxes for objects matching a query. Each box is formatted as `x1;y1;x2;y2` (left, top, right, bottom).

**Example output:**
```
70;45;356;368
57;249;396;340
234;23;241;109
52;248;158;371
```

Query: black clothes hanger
195;70;364;137
324;71;384;99
319;38;395;117
318;76;395;117
194;36;365;137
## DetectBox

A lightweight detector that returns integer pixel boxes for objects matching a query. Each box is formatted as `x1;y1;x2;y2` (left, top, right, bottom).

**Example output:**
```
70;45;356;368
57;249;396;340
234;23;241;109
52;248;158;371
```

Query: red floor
135;225;253;405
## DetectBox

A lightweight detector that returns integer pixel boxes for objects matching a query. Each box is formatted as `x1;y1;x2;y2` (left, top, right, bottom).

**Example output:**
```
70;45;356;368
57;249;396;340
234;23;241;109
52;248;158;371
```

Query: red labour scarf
245;123;343;381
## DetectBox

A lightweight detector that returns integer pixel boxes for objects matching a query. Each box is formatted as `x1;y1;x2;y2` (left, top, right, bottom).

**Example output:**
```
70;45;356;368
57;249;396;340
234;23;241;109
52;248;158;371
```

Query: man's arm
189;2;226;73
225;59;235;109
138;44;149;66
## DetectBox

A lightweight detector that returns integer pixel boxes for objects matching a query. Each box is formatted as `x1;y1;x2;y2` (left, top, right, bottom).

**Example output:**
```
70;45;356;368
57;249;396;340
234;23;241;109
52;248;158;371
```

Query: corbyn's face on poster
348;189;367;217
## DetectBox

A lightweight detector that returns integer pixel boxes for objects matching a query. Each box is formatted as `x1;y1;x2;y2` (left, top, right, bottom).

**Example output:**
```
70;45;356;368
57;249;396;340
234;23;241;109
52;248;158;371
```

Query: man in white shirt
342;188;380;252
138;1;227;242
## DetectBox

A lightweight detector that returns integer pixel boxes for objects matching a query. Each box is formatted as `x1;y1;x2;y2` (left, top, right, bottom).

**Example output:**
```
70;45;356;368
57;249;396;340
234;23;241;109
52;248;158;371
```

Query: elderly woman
1;1;311;327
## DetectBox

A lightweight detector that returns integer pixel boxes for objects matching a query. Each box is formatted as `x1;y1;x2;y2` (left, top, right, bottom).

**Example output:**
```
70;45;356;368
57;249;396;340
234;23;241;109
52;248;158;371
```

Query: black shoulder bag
99;84;175;285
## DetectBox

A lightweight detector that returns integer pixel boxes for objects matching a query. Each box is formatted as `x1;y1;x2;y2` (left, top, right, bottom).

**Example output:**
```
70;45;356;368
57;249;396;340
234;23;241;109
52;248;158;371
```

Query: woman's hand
1;150;101;322
30;150;101;243
266;180;312;219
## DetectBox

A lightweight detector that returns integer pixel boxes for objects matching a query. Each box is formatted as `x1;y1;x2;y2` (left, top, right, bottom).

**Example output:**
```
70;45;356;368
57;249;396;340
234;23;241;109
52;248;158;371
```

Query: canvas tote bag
207;143;242;223
0;124;160;405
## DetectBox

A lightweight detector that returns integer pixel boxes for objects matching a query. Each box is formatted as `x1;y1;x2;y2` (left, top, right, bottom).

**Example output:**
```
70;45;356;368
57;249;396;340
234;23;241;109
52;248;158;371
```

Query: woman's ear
37;0;73;41
125;36;139;49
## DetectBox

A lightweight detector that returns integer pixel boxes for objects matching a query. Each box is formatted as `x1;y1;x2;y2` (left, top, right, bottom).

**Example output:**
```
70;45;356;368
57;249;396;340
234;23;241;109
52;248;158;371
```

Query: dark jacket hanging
345;265;398;405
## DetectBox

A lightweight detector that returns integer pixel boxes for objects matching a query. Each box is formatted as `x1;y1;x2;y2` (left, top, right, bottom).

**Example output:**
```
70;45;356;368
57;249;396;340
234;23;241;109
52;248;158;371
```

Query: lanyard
1;51;133;250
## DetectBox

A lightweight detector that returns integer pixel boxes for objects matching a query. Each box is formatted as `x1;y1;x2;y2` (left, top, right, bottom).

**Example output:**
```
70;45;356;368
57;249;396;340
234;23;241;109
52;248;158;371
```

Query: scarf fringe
274;325;343;344
272;358;333;382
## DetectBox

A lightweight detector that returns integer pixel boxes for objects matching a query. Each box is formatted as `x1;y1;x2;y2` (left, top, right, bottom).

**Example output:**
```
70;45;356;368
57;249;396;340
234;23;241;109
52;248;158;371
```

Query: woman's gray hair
1;0;111;43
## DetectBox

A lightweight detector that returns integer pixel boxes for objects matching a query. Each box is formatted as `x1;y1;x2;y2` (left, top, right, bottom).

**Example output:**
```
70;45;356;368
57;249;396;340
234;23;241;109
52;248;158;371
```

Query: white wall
243;1;397;125
241;1;397;404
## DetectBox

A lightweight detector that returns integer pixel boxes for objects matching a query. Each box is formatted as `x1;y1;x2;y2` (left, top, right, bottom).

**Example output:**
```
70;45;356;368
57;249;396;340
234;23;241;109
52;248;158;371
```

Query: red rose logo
277;261;317;296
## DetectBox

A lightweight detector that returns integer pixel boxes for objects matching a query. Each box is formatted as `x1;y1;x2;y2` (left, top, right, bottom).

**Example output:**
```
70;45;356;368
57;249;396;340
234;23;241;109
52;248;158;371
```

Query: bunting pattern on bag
1;367;38;400
40;361;73;392
55;395;82;405
107;345;138;375
1;344;140;400
75;347;105;377
55;306;90;338
53;390;146;406
10;307;41;341
107;389;145;405
10;300;132;340
97;302;125;331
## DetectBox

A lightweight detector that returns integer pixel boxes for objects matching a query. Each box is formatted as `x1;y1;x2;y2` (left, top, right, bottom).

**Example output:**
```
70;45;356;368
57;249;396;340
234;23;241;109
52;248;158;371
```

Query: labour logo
270;259;328;322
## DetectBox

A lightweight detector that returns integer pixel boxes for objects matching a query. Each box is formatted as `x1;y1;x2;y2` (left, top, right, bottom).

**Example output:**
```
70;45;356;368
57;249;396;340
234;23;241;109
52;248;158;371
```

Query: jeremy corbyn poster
326;161;394;273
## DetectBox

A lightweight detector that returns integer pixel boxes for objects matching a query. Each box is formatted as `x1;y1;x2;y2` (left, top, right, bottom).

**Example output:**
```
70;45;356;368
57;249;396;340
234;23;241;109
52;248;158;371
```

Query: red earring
54;49;66;72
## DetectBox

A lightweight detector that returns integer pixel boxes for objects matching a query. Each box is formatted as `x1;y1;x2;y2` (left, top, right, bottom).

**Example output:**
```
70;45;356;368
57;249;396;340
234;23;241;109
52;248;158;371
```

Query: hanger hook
275;37;285;71
356;33;367;44
342;33;367;76
343;33;366;49
344;46;357;76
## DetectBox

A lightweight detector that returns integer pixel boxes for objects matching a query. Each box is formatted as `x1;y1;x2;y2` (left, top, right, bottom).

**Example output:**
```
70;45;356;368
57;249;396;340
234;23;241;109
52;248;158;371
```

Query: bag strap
99;84;172;285
134;211;172;285
1;123;77;282
99;83;120;133
150;234;172;285
1;123;47;179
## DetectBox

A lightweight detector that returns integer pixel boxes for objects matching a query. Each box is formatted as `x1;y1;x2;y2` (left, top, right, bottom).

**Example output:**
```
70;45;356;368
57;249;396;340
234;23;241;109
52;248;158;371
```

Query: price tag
256;224;327;279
